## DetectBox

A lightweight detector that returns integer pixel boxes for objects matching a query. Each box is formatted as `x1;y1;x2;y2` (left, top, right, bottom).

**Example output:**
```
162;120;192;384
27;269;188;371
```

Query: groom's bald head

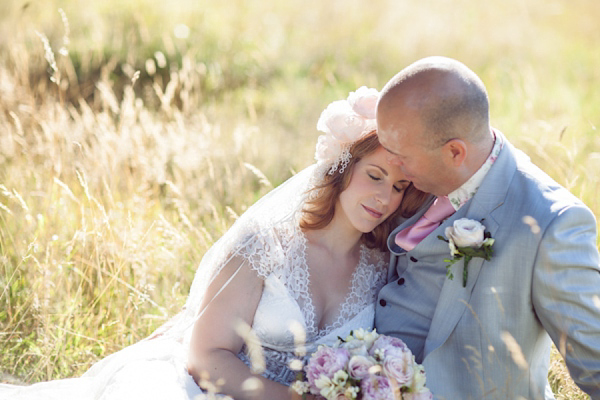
377;56;491;148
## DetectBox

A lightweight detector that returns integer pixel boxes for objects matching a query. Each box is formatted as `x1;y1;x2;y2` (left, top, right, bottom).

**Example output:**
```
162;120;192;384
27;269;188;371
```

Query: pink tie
394;196;455;251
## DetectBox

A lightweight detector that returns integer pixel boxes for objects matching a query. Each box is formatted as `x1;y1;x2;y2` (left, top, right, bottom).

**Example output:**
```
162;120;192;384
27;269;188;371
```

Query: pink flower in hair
317;100;367;143
348;86;379;119
314;87;380;174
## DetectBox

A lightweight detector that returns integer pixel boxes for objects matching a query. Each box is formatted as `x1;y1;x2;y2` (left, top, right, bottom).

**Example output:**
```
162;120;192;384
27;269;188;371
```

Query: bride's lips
362;205;383;219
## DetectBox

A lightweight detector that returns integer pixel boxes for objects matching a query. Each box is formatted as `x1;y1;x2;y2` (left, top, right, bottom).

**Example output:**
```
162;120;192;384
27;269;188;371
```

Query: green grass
0;0;598;397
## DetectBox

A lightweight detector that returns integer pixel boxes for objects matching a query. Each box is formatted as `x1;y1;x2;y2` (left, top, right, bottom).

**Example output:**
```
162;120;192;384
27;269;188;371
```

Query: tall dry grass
0;0;598;398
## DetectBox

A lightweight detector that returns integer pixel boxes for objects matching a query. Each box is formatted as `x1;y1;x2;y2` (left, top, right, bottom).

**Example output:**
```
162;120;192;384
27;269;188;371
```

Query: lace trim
239;217;387;339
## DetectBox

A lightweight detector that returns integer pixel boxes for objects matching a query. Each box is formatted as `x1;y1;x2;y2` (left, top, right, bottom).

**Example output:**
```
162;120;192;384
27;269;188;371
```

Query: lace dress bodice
236;220;388;385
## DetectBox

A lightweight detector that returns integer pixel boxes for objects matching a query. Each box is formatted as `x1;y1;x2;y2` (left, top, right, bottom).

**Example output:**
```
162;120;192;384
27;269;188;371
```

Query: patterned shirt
447;130;504;210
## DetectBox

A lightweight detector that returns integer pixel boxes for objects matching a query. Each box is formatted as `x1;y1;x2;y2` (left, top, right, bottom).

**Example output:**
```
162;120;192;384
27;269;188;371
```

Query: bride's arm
187;257;313;400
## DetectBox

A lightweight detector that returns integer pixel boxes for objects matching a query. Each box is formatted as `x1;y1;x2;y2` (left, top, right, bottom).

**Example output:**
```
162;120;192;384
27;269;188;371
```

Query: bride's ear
442;139;467;167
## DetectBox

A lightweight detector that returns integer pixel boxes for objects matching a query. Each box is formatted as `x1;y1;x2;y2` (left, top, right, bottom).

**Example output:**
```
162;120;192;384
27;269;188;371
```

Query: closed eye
393;181;410;193
368;173;381;182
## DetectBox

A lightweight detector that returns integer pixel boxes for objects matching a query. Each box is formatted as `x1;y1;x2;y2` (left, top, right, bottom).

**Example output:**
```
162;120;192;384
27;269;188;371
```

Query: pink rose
347;355;376;380
360;375;396;400
369;335;409;358
382;350;414;387
347;86;379;119
305;346;350;394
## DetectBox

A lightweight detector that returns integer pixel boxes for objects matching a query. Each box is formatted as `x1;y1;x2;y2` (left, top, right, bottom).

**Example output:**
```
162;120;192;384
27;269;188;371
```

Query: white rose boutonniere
438;218;495;287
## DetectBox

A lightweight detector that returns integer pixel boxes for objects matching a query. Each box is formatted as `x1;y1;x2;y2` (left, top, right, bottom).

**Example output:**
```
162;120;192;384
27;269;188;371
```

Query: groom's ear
443;139;467;166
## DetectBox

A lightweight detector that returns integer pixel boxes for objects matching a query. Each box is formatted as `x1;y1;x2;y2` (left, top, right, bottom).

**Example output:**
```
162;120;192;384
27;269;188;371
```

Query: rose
347;86;379;119
360;375;396;400
305;346;351;394
445;218;486;248
439;218;495;287
382;350;414;387
347;355;376;380
369;335;409;359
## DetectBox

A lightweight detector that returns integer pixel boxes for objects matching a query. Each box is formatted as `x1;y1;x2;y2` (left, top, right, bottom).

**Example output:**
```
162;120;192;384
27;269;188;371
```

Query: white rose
444;227;459;255
347;86;379;119
445;218;486;248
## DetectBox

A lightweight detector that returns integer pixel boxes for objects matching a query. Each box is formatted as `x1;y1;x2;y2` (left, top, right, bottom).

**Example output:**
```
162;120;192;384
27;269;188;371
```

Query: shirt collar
447;129;504;211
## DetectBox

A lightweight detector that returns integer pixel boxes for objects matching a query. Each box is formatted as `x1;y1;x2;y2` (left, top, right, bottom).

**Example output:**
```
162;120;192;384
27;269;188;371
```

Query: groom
374;56;600;399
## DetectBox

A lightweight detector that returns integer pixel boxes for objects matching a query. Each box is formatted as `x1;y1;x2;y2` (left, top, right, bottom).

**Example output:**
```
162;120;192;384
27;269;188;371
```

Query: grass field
0;0;598;398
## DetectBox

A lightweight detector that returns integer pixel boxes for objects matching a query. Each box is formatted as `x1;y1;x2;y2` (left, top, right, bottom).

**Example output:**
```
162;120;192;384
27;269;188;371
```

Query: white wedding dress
0;165;388;400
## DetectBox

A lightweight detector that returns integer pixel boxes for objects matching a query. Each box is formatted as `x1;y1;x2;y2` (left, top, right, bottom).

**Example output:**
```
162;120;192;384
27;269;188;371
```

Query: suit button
397;278;405;285
379;299;387;307
410;256;418;262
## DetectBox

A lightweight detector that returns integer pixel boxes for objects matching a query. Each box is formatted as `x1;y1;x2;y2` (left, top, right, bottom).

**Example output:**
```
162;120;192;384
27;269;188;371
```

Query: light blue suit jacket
375;132;600;399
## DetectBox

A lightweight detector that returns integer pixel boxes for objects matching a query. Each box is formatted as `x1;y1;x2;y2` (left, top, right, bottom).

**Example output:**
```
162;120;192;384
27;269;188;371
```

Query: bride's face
338;146;410;234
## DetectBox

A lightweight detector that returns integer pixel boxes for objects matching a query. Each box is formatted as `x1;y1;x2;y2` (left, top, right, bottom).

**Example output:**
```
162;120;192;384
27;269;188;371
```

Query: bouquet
291;329;432;400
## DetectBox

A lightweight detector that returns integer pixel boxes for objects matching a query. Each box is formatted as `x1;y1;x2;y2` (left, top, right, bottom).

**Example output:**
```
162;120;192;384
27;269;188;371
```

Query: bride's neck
304;213;363;259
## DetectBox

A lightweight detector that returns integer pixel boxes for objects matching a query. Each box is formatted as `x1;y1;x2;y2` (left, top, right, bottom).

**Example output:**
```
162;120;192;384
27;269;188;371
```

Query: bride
0;87;426;400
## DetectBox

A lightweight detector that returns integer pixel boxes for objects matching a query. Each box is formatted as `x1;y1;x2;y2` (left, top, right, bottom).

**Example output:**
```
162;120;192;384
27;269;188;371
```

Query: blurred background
0;0;598;397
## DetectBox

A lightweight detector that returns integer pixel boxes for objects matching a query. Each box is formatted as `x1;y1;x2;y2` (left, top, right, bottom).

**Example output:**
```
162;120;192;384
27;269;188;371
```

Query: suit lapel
423;132;518;356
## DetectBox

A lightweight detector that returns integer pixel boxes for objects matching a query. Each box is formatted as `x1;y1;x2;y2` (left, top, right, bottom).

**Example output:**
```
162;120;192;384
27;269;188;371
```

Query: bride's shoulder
230;216;300;278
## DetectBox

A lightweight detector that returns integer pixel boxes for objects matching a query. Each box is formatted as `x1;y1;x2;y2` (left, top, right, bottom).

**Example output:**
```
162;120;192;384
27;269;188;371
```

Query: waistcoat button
410;256;418;262
397;278;405;285
379;299;387;307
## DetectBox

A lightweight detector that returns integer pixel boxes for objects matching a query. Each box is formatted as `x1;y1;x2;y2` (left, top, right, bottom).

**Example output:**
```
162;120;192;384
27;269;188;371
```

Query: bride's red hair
300;131;428;252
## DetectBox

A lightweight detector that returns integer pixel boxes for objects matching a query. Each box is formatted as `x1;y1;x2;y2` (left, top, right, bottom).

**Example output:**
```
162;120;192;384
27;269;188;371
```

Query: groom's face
377;114;453;197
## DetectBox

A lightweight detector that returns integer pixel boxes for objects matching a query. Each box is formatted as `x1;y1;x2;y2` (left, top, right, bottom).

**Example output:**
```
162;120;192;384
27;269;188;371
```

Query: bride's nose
375;186;392;205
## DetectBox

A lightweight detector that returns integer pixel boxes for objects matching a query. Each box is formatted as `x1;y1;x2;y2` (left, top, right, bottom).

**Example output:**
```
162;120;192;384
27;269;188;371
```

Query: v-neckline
296;228;368;338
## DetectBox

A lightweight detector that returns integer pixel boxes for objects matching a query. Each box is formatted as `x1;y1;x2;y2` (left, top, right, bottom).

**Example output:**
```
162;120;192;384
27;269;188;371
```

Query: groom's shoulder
509;145;586;212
